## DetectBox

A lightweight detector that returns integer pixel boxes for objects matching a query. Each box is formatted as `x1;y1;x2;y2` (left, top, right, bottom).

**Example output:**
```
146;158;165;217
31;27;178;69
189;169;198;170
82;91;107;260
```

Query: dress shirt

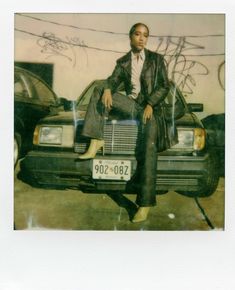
130;49;145;99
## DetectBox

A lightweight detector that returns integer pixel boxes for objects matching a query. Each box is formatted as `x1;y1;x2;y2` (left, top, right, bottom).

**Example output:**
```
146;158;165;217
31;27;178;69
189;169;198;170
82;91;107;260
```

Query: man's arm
104;61;124;93
102;60;124;109
143;104;153;124
102;88;113;110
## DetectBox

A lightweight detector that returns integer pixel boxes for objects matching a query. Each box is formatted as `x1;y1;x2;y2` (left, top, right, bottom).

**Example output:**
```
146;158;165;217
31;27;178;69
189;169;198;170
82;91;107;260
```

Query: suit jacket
105;48;178;151
106;48;169;107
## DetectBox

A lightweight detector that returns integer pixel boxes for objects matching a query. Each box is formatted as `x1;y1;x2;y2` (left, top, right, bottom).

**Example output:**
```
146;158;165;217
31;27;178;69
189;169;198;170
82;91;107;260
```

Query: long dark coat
105;48;178;152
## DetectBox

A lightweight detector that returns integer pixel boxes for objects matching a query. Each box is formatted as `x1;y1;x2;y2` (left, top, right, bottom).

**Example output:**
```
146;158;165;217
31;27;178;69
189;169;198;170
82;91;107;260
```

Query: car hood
37;110;86;125
176;113;202;128
37;110;201;128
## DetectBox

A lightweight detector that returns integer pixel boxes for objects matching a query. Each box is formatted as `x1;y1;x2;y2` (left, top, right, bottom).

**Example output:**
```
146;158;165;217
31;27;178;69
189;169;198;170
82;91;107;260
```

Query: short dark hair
129;23;149;38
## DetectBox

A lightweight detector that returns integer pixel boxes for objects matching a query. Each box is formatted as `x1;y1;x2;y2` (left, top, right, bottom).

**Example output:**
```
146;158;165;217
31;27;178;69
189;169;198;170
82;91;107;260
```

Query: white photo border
1;1;235;290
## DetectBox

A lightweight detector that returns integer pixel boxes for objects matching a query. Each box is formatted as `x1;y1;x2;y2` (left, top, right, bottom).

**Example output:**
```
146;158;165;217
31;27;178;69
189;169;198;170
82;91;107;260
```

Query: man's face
130;25;149;52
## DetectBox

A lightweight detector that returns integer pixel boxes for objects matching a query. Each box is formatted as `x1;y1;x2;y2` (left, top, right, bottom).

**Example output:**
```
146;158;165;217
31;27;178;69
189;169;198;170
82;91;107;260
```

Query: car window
14;73;30;99
166;84;181;105
77;80;107;110
29;74;57;105
77;83;97;110
166;81;188;112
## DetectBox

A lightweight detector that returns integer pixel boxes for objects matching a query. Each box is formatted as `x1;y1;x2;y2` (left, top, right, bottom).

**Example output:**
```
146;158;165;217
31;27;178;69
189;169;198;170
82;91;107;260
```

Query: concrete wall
15;13;225;119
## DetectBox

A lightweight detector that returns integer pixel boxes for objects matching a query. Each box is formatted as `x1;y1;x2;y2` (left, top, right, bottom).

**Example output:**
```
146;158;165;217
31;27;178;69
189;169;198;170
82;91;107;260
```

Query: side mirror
188;103;203;112
59;97;75;111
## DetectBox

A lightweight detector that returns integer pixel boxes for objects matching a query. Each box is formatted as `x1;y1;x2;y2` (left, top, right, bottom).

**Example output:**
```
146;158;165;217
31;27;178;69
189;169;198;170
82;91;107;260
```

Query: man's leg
80;89;140;159
135;114;158;207
82;86;105;139
111;93;139;119
82;89;138;139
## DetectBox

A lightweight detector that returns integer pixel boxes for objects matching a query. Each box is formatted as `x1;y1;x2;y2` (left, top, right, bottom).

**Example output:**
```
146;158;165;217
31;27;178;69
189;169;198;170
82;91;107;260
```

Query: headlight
40;126;62;144
33;125;74;147
177;130;194;148
171;128;205;151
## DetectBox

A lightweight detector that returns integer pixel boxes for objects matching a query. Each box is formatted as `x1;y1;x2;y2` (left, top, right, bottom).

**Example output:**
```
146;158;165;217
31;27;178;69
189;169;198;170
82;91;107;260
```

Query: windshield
76;80;105;111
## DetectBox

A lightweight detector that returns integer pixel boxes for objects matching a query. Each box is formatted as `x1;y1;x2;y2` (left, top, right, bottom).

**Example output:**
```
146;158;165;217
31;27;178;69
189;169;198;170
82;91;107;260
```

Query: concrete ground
14;165;224;231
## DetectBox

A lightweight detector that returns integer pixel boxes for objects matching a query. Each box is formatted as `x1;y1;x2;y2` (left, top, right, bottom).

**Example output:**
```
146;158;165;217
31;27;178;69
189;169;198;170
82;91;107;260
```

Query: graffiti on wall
37;32;89;68
155;36;210;94
15;14;225;95
36;31;225;95
218;61;225;91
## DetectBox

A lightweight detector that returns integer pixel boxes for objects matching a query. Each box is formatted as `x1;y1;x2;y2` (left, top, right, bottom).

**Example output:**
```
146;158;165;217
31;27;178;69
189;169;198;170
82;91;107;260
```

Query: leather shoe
132;207;150;223
79;139;104;159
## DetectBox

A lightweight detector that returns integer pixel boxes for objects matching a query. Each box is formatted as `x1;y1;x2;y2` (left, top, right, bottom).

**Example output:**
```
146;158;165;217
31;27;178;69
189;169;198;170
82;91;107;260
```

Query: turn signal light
193;128;206;150
33;126;40;145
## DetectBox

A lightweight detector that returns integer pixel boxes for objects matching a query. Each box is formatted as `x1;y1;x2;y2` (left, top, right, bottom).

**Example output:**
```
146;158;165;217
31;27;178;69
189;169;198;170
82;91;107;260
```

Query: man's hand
143;104;153;124
102;89;113;110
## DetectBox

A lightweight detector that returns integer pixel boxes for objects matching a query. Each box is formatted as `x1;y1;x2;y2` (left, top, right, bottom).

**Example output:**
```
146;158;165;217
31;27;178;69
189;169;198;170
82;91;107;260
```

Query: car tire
196;151;220;197
178;150;220;198
14;133;21;168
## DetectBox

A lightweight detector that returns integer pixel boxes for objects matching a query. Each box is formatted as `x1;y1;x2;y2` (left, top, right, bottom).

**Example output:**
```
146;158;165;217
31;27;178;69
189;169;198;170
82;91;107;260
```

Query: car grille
74;122;140;155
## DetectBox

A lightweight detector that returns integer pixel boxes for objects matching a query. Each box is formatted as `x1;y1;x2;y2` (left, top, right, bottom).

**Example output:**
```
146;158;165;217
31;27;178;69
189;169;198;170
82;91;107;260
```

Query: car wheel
14;133;21;167
178;150;220;198
196;150;220;197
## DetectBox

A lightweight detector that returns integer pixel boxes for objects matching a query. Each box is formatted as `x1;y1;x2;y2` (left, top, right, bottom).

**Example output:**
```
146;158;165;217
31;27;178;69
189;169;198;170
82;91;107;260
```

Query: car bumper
20;150;215;193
